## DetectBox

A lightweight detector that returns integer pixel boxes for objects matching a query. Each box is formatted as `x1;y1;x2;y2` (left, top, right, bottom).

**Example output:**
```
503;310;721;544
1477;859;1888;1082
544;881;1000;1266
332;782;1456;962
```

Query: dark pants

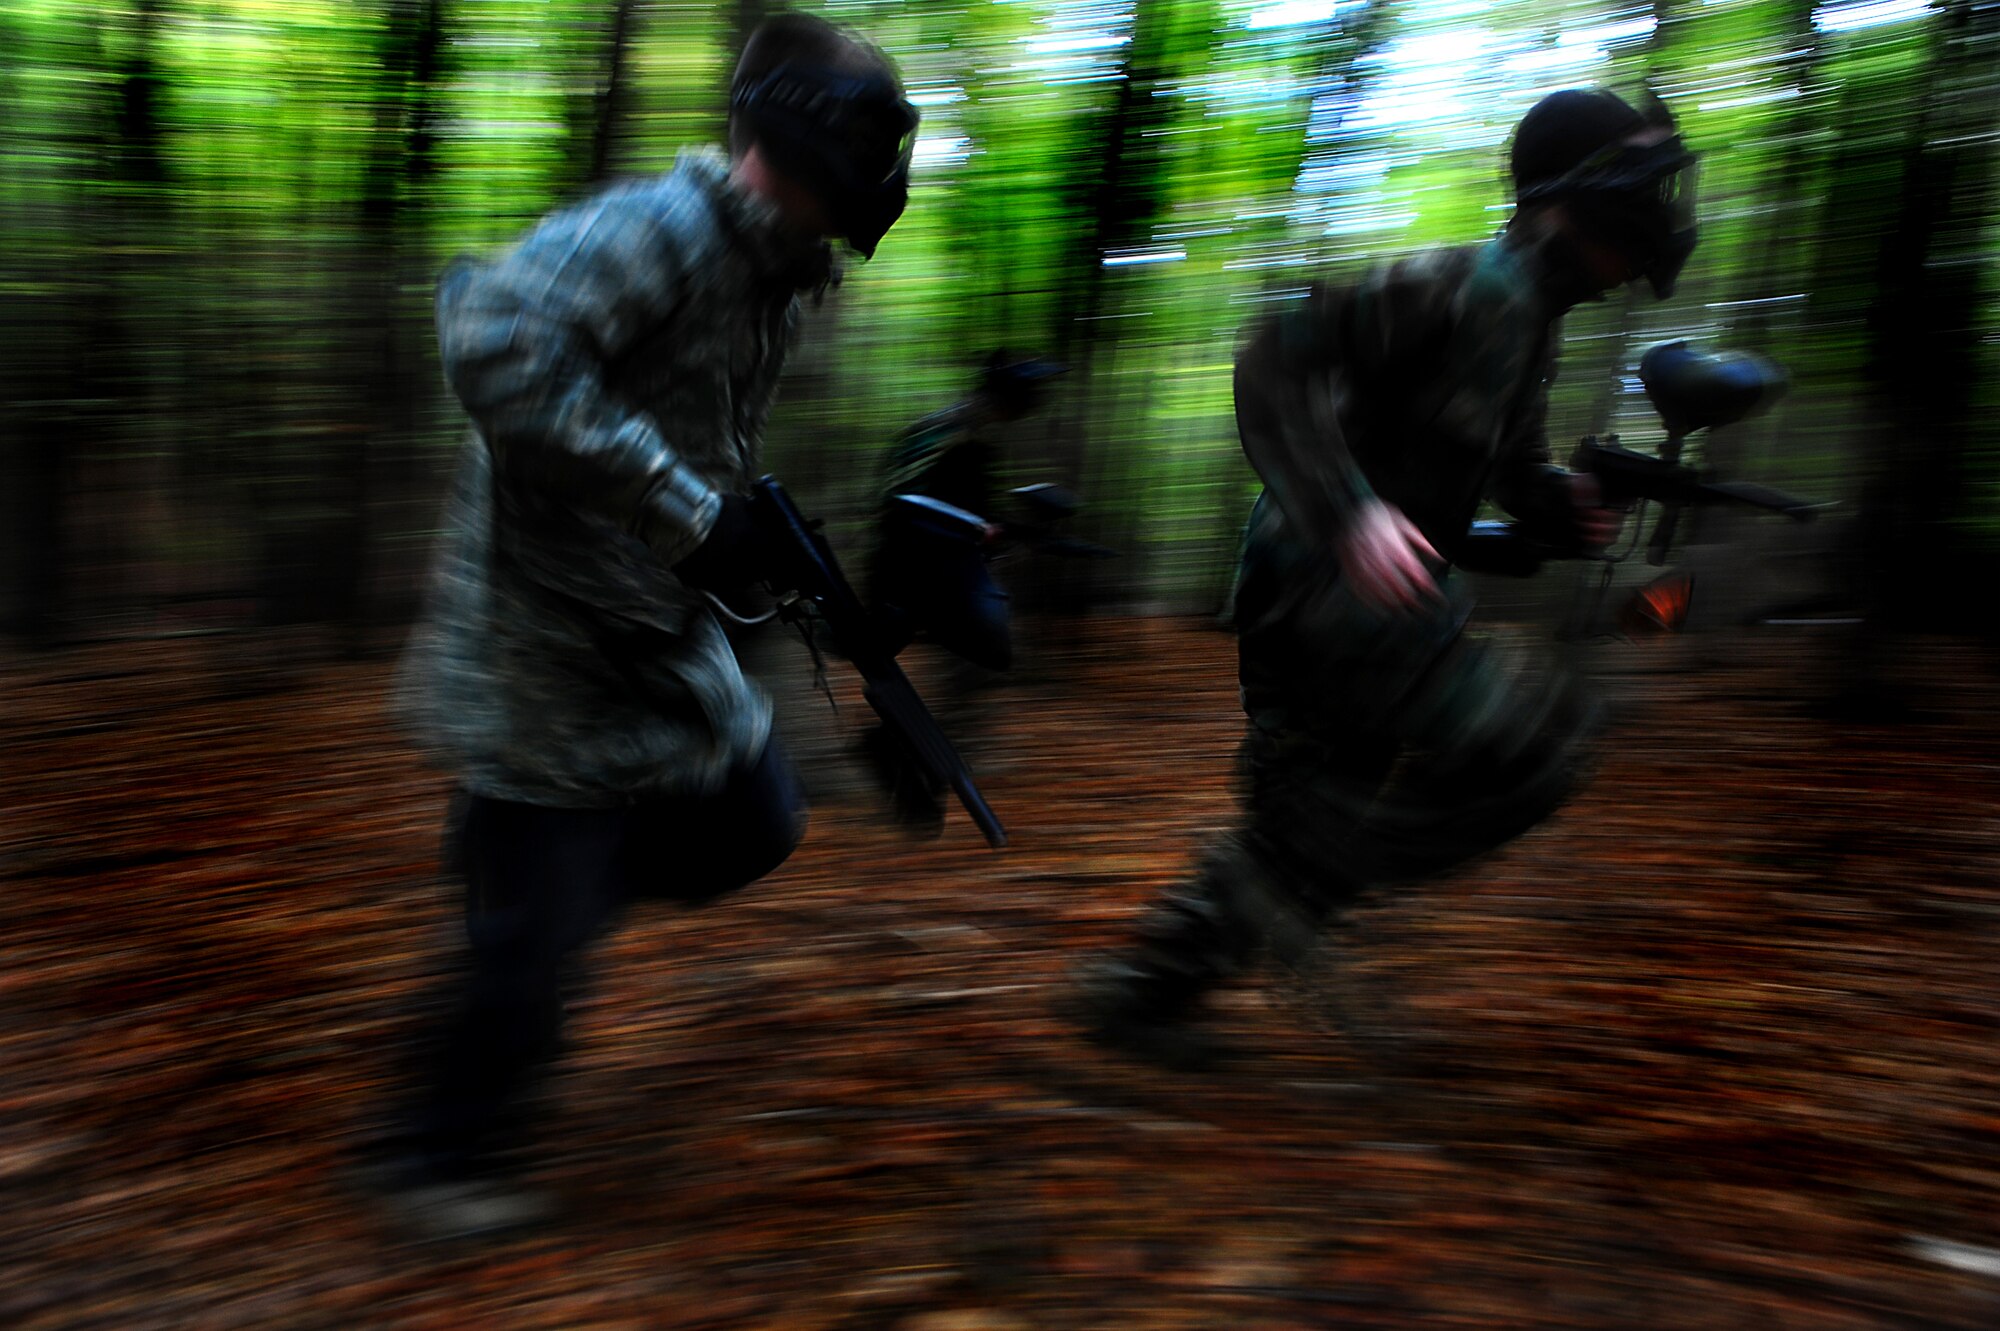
411;739;806;1175
1117;580;1601;1011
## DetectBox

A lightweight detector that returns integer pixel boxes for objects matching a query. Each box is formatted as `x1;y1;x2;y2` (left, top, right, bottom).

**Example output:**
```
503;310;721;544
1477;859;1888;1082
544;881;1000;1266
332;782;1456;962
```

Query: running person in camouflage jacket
1072;89;1701;1067
383;12;919;1234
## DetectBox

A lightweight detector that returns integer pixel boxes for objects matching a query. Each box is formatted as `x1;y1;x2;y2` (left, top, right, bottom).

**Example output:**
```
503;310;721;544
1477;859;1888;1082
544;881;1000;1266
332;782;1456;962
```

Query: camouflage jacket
1234;227;1583;561
1230;228;1584;729
397;147;831;807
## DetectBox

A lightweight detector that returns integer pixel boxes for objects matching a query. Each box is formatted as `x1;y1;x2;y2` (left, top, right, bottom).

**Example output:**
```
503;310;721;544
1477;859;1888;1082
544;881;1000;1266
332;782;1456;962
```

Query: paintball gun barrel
1575;437;1820;521
748;475;1007;849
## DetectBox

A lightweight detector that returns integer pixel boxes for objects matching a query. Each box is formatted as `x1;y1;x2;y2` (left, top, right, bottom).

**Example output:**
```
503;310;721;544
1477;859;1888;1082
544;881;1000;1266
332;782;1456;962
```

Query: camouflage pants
1125;592;1600;1000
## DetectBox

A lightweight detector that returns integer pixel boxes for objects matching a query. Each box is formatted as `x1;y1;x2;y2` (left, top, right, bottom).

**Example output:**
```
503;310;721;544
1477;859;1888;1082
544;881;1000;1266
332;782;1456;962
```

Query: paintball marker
747;475;1007;849
998;484;1120;562
1458;340;1820;591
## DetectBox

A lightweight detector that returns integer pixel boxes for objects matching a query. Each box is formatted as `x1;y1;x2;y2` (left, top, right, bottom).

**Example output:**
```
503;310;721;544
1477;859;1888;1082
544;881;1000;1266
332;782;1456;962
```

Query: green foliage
1;0;1994;631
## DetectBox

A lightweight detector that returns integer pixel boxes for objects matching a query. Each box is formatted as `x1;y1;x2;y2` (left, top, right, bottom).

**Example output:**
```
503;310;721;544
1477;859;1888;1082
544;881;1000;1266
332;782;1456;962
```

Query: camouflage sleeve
1420;255;1575;540
1488;332;1578;544
435;181;722;568
1235;257;1487;544
878;410;969;507
1233;281;1378;547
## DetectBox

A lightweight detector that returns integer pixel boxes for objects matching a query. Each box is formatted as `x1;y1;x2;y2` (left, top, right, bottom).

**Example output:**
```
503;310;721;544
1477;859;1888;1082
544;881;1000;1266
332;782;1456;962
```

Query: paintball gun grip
1646;506;1683;567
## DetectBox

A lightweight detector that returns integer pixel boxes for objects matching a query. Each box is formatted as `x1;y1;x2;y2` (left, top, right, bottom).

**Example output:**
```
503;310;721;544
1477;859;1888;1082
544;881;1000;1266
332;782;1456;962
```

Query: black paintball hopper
1639;340;1789;438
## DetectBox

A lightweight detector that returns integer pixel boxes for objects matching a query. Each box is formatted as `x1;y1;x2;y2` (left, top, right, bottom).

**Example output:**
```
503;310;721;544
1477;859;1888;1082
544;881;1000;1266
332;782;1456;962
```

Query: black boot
858;724;945;837
1066;889;1249;1071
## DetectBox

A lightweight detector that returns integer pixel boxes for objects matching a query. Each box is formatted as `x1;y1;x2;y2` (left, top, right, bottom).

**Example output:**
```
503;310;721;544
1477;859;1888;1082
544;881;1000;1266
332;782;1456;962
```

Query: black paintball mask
980;350;1069;418
1513;90;1699;298
730;63;920;260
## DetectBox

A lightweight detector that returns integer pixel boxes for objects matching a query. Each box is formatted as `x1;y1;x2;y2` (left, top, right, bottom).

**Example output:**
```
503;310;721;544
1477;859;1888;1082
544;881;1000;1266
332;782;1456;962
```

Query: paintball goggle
981;353;1069;414
1516;99;1699;298
730;63;920;259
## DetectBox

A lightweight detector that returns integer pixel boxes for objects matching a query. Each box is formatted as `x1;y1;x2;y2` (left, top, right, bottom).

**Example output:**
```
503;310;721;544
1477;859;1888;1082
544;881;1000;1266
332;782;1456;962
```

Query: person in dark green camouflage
1072;88;1701;1068
379;13;919;1237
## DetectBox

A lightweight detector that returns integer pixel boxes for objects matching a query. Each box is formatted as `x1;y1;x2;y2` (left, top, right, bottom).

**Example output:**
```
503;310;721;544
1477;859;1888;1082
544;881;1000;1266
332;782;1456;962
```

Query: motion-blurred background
3;0;1993;651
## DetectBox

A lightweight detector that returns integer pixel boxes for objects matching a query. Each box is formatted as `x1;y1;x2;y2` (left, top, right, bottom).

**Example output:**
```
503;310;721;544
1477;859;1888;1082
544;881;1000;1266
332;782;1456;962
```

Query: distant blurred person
878;349;1069;519
861;351;1069;824
1070;88;1698;1067
382;12;918;1237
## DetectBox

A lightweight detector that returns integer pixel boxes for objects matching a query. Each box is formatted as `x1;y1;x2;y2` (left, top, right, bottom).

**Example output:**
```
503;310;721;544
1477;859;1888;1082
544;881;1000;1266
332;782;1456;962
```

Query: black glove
672;493;782;592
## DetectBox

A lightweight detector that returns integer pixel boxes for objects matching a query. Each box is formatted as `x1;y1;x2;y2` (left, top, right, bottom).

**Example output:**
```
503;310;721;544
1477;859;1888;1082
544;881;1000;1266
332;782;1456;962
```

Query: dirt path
5;620;2000;1329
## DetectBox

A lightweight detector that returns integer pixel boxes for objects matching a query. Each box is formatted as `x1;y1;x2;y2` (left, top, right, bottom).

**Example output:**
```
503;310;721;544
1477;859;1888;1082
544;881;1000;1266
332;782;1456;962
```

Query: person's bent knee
624;740;809;904
685;797;807;901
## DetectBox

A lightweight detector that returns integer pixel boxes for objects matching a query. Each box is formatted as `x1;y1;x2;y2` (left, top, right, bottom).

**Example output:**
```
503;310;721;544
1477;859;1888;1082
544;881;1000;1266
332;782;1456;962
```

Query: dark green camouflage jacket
1231;229;1583;730
397;148;830;806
